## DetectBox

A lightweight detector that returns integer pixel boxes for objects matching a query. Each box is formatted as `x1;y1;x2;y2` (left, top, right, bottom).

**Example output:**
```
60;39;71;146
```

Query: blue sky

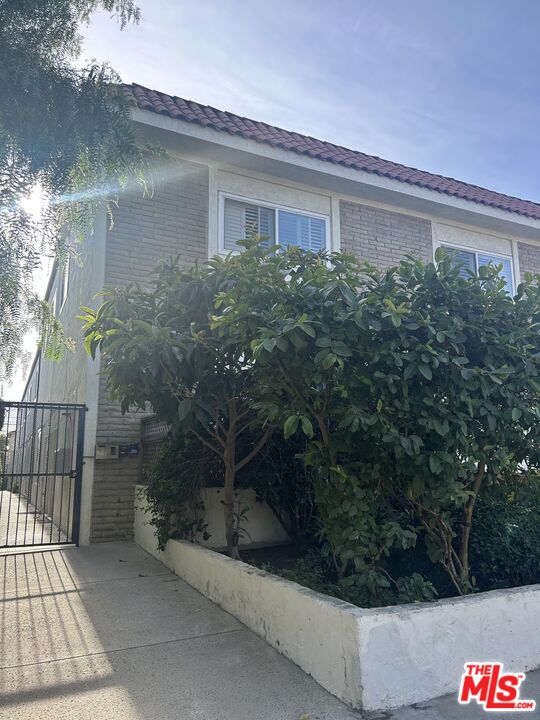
82;0;540;202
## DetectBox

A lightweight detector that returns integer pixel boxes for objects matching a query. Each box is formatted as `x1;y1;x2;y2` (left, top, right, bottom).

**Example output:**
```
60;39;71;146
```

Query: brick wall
339;200;433;268
518;242;540;278
91;158;209;542
91;458;141;542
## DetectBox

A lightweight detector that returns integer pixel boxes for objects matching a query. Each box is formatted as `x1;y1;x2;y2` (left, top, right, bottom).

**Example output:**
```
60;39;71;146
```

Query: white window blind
222;197;327;253
223;199;275;251
446;247;476;278
278;211;326;251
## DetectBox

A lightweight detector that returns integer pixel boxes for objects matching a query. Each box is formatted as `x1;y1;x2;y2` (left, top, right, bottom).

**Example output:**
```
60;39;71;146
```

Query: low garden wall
134;495;540;711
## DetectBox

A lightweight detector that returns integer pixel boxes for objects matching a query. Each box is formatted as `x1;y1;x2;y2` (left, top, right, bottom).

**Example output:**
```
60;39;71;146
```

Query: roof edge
123;83;540;222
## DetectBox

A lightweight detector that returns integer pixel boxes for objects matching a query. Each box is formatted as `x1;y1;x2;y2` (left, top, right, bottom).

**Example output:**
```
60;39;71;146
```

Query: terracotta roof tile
124;83;540;222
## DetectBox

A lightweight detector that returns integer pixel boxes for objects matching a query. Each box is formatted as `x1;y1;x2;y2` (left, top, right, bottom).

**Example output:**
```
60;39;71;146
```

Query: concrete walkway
1;542;538;719
0;489;67;547
0;542;361;719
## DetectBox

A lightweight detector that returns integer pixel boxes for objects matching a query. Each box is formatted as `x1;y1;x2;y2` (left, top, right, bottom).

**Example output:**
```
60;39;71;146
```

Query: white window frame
218;191;331;255
440;241;515;294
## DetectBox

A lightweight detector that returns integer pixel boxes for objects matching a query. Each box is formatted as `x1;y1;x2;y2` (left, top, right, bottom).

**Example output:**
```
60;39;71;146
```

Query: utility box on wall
95;443;119;460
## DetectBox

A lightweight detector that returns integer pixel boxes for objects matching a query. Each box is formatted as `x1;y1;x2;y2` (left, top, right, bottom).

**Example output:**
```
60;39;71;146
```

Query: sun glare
19;184;44;220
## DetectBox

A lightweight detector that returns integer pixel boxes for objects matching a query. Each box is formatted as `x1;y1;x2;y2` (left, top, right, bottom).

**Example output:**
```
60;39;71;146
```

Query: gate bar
71;406;86;547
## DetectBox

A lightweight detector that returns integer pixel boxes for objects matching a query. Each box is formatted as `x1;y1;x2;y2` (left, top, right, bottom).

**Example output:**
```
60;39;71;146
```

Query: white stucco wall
357;586;540;710
21;207;107;545
432;221;513;256
134;503;540;712
134;485;288;552
199;487;289;548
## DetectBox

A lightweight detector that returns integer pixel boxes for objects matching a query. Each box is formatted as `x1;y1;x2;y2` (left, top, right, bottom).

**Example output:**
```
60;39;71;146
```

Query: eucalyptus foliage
0;0;148;382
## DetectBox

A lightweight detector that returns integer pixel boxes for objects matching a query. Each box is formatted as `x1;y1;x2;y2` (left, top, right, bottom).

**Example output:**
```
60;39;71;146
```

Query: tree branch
237;418;258;436
235;407;253;423
190;429;222;457
235;426;274;473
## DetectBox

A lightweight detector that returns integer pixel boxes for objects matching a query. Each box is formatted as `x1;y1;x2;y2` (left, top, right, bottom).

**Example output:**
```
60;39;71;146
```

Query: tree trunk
459;462;485;591
223;400;240;559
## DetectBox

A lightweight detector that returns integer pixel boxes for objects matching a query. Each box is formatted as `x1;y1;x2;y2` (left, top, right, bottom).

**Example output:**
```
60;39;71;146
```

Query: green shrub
143;433;216;550
470;474;540;590
258;548;437;608
216;246;540;595
244;433;317;545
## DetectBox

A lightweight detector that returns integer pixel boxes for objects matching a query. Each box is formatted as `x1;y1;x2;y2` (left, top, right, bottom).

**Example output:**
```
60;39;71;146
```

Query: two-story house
21;83;540;545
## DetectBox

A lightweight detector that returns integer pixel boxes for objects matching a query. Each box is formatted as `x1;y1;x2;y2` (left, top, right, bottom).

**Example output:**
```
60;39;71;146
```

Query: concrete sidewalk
1;542;538;720
0;542;361;719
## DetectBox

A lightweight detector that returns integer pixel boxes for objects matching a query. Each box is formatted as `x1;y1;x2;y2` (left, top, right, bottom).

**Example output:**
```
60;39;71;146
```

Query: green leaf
321;352;338;370
283;415;299;439
419;364;432;381
178;399;192;421
332;341;353;357
299;323;316;338
275;336;289;352
300;416;314;438
404;362;416;381
411;475;425;495
262;338;276;352
429;454;442;474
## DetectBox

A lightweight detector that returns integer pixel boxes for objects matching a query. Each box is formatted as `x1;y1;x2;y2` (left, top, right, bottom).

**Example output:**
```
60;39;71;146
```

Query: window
221;194;328;253
441;244;514;293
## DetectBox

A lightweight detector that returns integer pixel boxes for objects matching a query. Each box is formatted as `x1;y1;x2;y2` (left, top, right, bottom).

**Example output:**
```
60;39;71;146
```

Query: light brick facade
90;159;209;541
518;241;540;278
340;200;433;268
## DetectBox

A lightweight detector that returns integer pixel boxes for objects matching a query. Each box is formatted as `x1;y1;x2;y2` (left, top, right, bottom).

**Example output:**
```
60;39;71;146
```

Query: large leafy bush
85;240;540;599
215;245;540;595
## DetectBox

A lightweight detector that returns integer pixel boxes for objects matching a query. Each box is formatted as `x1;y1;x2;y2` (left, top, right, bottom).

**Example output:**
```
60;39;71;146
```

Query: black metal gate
0;401;86;548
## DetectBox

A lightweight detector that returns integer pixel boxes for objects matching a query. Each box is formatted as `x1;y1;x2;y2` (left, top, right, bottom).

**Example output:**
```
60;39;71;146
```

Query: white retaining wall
134;485;288;551
134;497;540;711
